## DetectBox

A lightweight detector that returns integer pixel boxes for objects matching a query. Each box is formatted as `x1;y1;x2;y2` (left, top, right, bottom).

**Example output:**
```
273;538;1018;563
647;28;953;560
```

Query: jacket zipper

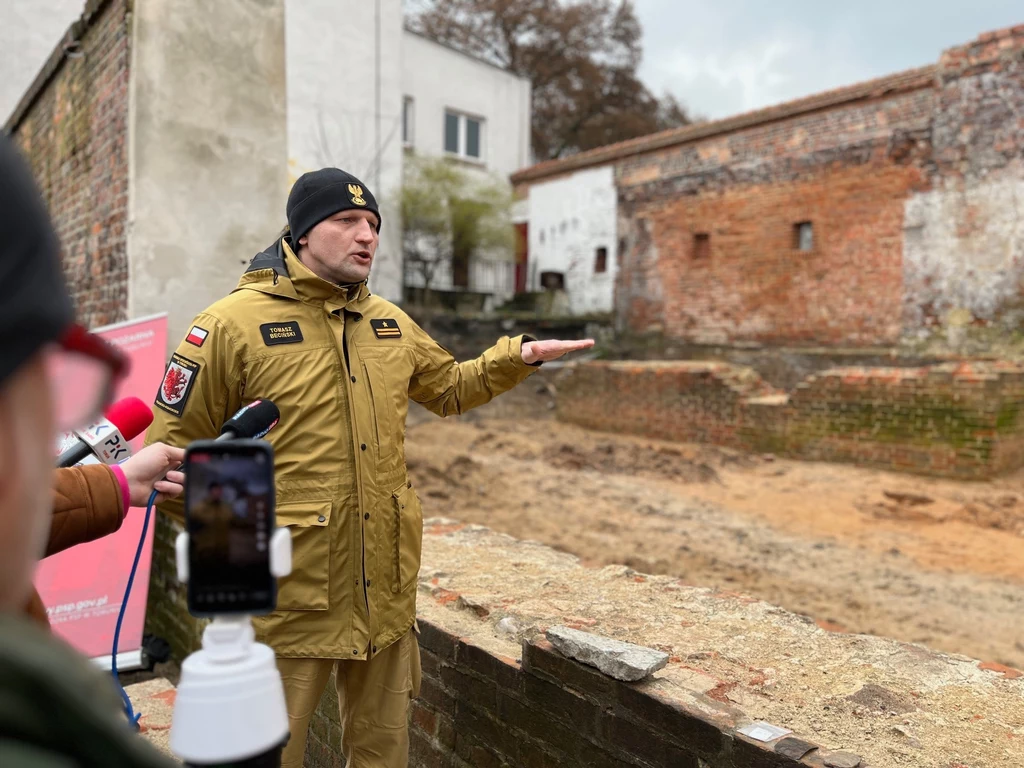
336;311;372;641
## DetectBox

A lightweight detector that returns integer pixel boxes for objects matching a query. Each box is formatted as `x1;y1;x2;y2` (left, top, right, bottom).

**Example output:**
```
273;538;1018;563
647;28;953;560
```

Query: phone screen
185;442;275;615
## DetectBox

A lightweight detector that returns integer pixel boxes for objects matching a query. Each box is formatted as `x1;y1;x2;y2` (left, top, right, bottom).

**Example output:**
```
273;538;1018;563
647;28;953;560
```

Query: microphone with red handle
55;396;154;468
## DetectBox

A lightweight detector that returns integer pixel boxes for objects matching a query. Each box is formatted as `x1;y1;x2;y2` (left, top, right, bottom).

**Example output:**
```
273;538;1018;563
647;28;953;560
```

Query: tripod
169;528;292;767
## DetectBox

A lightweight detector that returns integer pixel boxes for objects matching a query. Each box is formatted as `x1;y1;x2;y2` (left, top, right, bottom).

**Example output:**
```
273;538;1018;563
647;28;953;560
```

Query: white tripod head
169;528;292;767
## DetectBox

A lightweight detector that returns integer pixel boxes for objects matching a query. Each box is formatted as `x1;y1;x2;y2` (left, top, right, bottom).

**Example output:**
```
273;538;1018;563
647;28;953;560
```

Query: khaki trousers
276;630;422;768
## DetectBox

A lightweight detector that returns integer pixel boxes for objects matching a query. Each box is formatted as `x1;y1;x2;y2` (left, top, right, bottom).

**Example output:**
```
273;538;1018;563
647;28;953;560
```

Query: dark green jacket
0;615;178;767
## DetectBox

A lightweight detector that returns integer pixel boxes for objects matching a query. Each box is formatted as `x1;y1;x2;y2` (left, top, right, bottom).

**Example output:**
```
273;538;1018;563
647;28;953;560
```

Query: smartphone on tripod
183;439;277;617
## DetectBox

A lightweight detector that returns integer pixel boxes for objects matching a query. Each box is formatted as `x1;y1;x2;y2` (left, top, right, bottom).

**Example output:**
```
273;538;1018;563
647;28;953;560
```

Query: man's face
298;209;380;285
0;353;55;611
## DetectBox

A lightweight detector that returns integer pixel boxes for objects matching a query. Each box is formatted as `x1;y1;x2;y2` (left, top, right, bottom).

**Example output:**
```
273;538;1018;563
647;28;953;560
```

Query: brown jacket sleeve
25;464;128;629
46;463;126;557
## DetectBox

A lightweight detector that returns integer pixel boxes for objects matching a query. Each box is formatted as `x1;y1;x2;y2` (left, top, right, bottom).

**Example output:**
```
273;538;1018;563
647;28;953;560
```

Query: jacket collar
235;236;370;313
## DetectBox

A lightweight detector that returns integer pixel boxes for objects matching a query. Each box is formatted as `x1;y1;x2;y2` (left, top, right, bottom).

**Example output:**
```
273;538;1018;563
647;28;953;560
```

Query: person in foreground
0;135;181;767
145;167;595;767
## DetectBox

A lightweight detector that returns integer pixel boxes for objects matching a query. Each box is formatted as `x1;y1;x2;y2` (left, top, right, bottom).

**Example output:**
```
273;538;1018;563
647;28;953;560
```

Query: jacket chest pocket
363;360;395;462
275;500;331;611
390;484;423;594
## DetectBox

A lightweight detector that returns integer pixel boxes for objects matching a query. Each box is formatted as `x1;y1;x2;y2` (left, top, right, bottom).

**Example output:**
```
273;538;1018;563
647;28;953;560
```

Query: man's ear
298;235;308;248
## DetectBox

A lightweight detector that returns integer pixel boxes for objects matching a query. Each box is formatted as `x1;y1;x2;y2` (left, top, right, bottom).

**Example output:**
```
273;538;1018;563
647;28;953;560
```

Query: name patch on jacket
260;321;304;346
370;319;402;339
155;354;199;417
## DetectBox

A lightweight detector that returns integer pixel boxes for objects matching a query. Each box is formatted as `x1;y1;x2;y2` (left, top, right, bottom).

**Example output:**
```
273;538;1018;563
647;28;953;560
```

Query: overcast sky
633;0;1023;120
4;2;1022;127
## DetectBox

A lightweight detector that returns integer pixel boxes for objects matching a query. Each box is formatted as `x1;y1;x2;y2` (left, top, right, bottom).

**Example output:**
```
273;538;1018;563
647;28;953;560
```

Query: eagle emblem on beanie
348;184;366;206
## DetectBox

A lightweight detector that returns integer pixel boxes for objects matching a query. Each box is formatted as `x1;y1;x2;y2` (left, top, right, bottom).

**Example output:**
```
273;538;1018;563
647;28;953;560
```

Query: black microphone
218;399;280;441
164;400;281;479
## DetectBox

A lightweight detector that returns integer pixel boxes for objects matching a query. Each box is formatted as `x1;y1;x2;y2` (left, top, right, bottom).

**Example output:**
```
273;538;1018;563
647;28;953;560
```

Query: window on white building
444;110;484;161
402;97;414;147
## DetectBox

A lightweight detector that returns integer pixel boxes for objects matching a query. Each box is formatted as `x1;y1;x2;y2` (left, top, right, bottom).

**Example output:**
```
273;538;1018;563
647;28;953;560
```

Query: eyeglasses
43;323;130;433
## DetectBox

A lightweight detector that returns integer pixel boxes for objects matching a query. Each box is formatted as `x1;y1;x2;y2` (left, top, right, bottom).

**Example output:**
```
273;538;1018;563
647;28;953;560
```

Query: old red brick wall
556;361;1024;479
615;88;934;345
6;0;131;329
517;26;1024;348
624;162;926;345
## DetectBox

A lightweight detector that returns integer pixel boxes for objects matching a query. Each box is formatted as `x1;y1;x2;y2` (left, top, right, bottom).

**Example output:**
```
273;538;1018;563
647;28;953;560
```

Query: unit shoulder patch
370;318;402;339
155;354;200;417
259;321;304;346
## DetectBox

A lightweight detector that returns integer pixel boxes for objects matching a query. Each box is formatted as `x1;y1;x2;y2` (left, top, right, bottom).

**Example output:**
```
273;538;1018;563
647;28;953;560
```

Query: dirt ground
405;373;1024;670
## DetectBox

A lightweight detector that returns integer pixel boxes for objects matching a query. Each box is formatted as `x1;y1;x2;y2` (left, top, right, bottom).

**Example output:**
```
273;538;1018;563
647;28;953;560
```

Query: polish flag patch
186;326;209;348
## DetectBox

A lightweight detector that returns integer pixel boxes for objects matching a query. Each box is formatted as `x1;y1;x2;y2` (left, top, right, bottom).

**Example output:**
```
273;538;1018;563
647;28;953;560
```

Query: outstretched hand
521;338;595;365
120;442;187;506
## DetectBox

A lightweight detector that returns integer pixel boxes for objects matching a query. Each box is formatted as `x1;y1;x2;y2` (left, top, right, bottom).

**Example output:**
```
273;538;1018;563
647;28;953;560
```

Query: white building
525;165;618;315
399;29;531;305
2;0;533;346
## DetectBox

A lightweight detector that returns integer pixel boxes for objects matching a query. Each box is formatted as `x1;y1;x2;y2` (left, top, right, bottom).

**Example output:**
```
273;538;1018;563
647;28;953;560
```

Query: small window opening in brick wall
693;232;710;259
594;247;608;273
794;221;813;251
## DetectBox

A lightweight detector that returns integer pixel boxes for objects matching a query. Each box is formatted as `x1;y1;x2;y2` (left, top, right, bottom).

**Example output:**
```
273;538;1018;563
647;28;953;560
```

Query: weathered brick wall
5;0;131;329
614;85;934;345
515;25;1024;349
556;360;1024;479
398;622;823;768
902;26;1024;337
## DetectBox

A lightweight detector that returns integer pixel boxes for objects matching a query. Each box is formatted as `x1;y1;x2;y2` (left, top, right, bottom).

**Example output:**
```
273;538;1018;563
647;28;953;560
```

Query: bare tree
407;0;698;160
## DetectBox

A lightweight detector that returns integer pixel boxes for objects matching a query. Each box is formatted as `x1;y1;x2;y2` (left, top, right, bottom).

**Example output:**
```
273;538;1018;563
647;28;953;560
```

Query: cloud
633;0;1023;119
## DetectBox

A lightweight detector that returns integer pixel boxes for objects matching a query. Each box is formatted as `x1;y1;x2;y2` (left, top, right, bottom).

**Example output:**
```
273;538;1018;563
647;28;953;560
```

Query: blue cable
110;487;159;730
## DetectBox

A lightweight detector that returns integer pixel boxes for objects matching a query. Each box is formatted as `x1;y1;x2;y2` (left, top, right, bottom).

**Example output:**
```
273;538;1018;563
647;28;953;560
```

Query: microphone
218;399;280;441
56;397;154;468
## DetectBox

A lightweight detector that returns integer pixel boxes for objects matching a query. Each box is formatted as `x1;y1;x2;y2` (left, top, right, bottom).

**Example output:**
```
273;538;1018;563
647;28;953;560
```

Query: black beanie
0;136;74;390
286;168;381;243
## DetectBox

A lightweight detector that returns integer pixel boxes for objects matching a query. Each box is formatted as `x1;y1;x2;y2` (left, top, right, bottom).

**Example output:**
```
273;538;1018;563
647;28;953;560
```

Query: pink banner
35;314;169;665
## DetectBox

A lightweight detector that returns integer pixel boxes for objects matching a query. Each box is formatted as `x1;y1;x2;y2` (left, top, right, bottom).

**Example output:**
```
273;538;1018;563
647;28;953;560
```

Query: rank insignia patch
370;319;402;339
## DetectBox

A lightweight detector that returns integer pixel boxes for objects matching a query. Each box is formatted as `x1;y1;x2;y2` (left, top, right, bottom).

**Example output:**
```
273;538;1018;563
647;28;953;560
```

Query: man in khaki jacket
145;167;592;767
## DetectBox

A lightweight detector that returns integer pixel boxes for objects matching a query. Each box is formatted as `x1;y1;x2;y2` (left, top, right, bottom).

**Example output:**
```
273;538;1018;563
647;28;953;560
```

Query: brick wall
514;25;1024;349
5;0;131;329
613;86;934;346
556;360;1024;479
902;27;1024;336
299;620;827;768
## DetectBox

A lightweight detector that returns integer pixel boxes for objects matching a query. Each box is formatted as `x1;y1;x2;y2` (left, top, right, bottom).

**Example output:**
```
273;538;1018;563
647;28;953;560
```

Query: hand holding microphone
121;443;187;505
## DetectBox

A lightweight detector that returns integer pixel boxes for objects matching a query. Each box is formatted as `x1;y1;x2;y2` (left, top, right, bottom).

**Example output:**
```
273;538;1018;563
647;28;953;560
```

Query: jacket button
318;515;326;522
351;376;357;383
352;650;358;655
361;443;367;451
366;580;371;587
372;646;377;654
364;512;370;520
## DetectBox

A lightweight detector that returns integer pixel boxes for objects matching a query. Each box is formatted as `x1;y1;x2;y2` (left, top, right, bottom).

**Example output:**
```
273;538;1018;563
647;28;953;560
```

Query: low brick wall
404;622;822;768
144;517;1024;768
555;360;1024;478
